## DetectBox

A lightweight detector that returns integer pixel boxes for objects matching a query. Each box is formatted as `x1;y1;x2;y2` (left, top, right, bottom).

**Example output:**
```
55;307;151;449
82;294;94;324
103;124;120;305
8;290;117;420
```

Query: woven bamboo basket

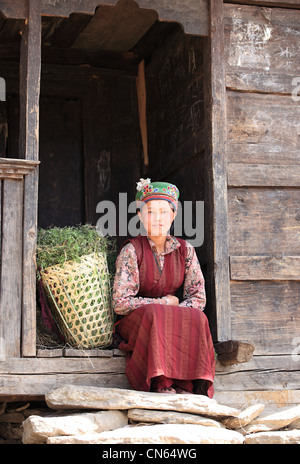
40;252;114;349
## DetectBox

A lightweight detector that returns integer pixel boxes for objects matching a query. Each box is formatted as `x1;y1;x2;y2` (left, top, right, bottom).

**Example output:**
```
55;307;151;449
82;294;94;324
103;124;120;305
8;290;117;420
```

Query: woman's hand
163;294;179;306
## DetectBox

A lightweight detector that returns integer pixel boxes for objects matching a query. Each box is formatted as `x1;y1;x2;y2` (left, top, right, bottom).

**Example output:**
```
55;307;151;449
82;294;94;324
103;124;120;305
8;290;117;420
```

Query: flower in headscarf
136;178;151;192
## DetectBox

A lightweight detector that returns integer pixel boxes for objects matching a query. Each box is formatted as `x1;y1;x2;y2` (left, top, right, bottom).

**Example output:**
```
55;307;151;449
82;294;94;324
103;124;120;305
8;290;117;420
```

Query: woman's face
138;200;176;237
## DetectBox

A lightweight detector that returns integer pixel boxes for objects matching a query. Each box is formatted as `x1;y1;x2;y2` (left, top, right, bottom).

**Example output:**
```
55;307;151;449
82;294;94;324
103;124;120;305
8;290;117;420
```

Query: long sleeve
179;242;206;311
112;243;159;315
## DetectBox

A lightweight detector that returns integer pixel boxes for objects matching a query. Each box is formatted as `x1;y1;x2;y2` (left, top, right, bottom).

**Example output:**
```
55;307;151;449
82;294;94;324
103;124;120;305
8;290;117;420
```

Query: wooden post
0;159;39;359
136;60;148;166
204;0;231;342
19;0;41;356
0;179;23;359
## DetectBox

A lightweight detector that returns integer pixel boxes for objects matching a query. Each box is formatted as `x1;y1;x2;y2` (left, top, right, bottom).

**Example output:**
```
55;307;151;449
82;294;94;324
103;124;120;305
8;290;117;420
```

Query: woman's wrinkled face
138;200;176;237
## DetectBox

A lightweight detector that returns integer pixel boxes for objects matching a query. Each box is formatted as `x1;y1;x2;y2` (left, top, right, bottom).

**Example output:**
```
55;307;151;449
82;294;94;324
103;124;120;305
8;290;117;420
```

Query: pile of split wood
21;385;300;444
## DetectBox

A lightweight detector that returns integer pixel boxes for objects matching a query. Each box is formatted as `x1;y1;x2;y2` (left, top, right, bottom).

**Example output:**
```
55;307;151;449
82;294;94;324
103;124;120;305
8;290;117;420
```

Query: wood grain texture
230;281;300;355
228;188;300;256
204;0;231;341
228;163;300;187
226;91;300;165
0;179;23;359
0;0;209;36
19;0;41;357
230;256;300;280
225;4;300;94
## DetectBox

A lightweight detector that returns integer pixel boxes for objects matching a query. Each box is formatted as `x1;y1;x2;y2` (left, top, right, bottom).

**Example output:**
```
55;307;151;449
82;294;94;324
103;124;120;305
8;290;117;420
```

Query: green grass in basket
36;224;117;276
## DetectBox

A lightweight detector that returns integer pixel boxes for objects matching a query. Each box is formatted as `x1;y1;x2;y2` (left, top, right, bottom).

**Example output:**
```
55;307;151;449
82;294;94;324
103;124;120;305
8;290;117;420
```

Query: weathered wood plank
0;373;130;396
0;46;139;74
215;365;300;391
216;355;300;375
214;389;300;414
215;340;255;365
146;29;205;182
70;2;158;52
230;256;300;280
62;348;114;358
224;4;300;94
228;188;300;256
230;281;300;355
204;0;231;341
0;179;23;359
228;163;300;187
226;91;300;165
0;0;209;36
0;356;126;374
0;158;40;180
136;60;148;165
19;0;41;161
0;180;1;265
224;1;300;10
0;355;298;398
19;0;41;357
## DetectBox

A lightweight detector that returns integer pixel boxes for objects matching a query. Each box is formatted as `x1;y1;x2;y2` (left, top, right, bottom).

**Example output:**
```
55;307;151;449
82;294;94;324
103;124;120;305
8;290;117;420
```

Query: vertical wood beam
19;0;41;356
204;0;231;341
136;60;149;166
0;179;23;359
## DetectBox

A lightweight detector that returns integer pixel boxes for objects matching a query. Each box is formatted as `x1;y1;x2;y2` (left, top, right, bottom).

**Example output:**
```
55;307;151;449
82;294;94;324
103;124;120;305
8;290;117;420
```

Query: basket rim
41;251;107;273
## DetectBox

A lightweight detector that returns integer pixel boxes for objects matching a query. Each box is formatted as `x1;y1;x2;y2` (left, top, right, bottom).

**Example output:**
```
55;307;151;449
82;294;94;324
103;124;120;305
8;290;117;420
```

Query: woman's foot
175;386;194;394
155;387;177;394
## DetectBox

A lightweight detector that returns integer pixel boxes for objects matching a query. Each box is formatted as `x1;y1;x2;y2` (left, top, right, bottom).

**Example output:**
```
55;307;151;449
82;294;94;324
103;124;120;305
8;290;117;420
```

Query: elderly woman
112;179;215;396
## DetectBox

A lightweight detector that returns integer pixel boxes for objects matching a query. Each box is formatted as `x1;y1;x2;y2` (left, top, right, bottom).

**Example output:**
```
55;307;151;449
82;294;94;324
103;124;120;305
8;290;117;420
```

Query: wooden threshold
0;354;298;400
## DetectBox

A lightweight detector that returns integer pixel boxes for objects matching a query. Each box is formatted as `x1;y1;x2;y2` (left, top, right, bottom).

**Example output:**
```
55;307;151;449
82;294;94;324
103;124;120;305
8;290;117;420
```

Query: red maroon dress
116;235;215;397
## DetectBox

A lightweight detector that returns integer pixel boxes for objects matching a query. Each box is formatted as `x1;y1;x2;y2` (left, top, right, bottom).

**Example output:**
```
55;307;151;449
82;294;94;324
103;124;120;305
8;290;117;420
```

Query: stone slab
245;430;300;444
128;408;223;427
22;410;128;444
45;385;240;418
47;423;245;444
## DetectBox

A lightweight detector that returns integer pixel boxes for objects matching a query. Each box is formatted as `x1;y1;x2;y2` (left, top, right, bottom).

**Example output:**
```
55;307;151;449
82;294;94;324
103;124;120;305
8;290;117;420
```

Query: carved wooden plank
230;281;300;355
19;0;41;357
70;2;158;51
0;158;39;180
224;4;300;94
230;256;300;280
0;0;209;36
0;179;23;359
204;0;231;341
228;188;300;256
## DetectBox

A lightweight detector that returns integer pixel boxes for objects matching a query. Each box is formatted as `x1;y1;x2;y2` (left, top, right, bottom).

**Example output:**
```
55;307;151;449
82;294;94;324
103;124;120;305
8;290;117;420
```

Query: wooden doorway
38;96;84;228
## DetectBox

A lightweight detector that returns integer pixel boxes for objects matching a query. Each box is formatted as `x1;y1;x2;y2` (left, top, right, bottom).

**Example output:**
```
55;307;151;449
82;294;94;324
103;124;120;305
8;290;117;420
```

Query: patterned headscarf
135;178;179;210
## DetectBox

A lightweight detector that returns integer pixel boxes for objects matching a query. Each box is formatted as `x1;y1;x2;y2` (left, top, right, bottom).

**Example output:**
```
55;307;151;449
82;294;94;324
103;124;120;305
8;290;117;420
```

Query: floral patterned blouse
112;236;206;315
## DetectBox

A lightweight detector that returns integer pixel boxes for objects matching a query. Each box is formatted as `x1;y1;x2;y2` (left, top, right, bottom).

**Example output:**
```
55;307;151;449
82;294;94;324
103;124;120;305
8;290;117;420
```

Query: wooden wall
224;4;300;355
144;28;212;318
145;28;206;259
1;64;142;233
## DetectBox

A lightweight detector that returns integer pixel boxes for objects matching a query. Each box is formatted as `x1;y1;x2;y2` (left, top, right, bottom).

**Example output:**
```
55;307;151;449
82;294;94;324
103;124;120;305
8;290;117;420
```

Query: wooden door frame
204;0;231;342
0;0;232;357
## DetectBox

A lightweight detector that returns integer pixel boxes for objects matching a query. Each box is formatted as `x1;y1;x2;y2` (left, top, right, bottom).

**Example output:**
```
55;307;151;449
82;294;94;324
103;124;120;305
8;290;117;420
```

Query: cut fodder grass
36;225;117;349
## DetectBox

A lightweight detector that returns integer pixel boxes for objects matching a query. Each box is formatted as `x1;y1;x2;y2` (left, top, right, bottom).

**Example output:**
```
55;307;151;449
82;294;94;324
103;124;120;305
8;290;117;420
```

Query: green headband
135;178;179;208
